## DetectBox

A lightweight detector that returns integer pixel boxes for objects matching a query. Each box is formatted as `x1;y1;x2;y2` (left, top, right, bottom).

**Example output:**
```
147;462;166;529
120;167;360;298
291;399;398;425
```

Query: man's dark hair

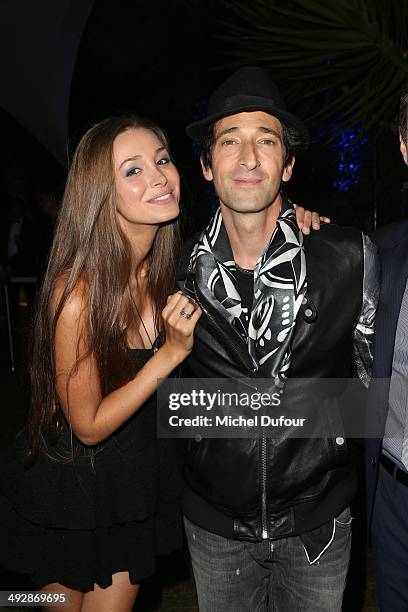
399;83;408;144
200;119;307;170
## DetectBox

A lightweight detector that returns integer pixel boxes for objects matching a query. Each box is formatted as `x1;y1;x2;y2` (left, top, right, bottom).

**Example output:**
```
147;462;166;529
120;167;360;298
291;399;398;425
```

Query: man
178;66;377;611
366;85;408;611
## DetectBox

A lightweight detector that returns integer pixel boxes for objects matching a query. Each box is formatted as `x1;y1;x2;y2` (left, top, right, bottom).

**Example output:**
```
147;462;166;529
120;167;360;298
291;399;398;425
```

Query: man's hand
294;204;331;235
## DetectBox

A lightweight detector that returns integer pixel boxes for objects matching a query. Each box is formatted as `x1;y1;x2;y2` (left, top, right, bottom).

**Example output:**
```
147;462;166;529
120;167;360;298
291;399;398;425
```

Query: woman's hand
294;204;331;235
161;291;202;361
53;286;201;446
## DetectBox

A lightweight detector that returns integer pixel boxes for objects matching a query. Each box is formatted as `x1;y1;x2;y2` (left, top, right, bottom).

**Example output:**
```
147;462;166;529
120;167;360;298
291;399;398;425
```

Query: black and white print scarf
185;197;307;385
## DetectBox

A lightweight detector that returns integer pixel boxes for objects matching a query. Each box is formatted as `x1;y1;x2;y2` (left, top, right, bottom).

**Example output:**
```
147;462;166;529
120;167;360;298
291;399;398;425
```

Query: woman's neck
121;222;159;273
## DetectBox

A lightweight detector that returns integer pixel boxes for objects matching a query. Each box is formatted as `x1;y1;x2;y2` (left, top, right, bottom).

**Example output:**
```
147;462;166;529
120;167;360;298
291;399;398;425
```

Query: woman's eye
125;167;141;177
157;156;171;165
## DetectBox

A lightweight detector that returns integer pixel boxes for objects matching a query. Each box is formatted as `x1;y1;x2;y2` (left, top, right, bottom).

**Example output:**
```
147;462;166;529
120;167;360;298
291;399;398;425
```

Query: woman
0;114;201;611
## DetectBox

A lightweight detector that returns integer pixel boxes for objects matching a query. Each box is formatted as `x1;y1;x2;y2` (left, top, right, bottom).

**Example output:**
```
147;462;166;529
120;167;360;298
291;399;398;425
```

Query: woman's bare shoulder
51;273;88;324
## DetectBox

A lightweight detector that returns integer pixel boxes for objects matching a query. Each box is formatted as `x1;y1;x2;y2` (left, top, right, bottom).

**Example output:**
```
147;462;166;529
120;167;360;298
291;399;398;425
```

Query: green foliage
220;0;408;136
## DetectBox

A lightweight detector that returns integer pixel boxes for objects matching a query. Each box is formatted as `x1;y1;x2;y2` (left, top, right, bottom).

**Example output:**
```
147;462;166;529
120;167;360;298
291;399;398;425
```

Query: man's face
201;111;295;215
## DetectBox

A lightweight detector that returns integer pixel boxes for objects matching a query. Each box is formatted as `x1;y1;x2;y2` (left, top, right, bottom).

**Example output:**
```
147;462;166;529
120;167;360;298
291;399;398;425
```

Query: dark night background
1;1;406;609
0;0;407;239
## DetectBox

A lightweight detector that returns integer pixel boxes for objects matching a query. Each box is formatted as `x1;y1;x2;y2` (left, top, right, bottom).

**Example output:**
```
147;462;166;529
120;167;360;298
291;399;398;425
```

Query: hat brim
186;104;309;147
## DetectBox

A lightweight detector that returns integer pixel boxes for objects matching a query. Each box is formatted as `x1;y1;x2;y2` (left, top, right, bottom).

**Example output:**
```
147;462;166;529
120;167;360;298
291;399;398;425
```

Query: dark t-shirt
233;265;254;336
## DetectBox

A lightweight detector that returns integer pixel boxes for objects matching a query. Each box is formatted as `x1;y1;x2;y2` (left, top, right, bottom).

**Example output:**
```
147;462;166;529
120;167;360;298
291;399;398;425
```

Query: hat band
211;94;284;115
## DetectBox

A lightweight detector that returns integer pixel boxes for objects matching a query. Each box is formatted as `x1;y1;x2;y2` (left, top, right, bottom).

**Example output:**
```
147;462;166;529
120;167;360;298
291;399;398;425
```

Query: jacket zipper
192;279;268;536
261;434;268;538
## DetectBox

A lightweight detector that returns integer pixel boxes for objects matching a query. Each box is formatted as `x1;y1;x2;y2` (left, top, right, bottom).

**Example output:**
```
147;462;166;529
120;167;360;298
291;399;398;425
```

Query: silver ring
179;309;193;319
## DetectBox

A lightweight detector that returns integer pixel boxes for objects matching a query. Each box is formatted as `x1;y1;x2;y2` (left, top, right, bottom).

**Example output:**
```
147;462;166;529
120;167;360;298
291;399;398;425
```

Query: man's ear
200;158;213;182
400;136;408;166
282;156;295;183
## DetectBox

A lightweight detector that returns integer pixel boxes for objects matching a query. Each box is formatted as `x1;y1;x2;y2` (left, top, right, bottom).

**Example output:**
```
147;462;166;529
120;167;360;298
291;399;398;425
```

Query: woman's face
113;127;180;230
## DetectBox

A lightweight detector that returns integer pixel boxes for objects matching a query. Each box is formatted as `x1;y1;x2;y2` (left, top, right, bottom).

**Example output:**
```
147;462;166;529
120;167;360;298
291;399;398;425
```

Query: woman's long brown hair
27;115;181;462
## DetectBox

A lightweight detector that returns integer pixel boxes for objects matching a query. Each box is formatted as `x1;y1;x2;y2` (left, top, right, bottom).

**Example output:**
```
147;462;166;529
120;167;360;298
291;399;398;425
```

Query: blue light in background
319;59;368;192
321;120;368;192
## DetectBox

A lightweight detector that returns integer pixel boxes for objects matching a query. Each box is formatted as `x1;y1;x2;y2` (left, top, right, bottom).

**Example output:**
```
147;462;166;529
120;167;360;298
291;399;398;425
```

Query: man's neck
220;197;281;269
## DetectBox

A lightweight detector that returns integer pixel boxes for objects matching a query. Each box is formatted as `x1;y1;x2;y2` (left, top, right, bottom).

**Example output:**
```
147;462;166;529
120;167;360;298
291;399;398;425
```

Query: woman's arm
54;288;200;446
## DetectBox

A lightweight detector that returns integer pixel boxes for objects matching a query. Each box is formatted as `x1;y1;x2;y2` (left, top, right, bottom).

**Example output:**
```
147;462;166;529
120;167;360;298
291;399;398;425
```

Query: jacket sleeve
353;234;379;387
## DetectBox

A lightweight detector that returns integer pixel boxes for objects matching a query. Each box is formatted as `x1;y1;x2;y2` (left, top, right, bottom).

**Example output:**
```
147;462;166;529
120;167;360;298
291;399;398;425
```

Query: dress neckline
128;334;161;353
128;347;153;353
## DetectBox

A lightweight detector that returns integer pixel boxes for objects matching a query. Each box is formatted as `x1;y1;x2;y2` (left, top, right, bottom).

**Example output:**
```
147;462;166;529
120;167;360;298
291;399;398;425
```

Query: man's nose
239;142;260;171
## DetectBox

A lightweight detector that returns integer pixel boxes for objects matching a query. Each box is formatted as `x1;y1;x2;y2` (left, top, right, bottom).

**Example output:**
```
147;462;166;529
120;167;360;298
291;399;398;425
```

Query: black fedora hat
186;66;308;145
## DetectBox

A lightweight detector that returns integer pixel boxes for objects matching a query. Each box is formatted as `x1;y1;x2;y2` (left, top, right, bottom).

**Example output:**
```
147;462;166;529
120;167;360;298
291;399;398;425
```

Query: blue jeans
184;509;351;612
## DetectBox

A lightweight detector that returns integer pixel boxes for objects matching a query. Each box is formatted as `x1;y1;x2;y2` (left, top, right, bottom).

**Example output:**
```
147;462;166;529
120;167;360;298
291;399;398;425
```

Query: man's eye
259;139;277;145
222;139;237;146
125;167;141;177
157;157;171;165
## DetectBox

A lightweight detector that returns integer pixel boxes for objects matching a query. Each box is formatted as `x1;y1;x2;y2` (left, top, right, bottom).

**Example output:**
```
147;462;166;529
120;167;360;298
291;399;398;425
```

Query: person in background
366;83;408;611
0;197;38;324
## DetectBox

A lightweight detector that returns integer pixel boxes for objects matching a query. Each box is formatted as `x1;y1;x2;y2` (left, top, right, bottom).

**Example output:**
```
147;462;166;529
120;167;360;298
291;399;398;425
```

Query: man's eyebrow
215;126;282;140
258;127;282;139
119;146;166;168
215;127;239;140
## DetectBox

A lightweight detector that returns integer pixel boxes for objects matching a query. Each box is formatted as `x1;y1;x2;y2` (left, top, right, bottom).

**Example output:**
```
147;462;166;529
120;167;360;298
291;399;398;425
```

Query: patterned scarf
185;197;307;385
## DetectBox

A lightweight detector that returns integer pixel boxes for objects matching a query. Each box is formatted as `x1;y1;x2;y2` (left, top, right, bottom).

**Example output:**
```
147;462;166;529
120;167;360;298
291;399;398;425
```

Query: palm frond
219;0;408;138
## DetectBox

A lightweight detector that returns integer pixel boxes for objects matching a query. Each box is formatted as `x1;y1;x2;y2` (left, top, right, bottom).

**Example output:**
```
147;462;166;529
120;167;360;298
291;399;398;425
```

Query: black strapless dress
0;349;183;591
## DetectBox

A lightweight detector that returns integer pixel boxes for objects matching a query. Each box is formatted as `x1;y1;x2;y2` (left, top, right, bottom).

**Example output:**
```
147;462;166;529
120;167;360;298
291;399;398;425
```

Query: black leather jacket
178;224;365;542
